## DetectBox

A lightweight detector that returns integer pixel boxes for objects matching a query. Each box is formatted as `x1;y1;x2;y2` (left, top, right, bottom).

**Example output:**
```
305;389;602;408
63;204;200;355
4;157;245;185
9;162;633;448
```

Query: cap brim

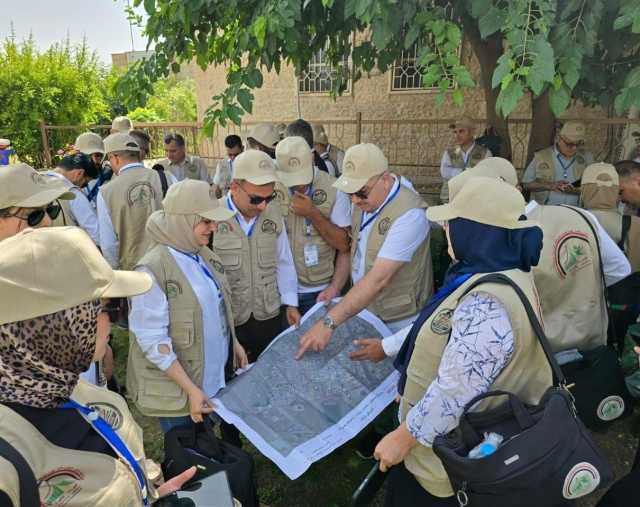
102;270;153;298
426;204;539;230
244;174;279;185
276;170;313;188
199;207;236;221
80;147;105;155
332;175;370;194
16;188;76;207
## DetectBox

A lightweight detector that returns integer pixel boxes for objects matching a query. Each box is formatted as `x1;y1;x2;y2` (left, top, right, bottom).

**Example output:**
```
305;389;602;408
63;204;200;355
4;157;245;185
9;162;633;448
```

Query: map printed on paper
213;301;399;479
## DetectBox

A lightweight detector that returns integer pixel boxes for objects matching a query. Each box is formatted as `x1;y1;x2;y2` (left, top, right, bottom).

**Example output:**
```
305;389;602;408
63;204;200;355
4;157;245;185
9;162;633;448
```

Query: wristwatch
323;315;337;330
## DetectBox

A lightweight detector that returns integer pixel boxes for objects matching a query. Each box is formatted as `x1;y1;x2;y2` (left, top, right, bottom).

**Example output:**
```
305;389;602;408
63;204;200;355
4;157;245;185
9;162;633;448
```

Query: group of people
1;114;640;506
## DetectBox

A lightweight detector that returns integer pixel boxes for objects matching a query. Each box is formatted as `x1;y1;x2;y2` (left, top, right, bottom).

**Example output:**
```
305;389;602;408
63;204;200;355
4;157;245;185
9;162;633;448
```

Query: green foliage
128;77;197;122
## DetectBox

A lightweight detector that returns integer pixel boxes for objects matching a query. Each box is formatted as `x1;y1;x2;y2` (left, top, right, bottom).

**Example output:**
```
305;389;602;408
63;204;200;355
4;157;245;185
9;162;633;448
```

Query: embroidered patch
431;308;454;334
343;160;355;173
212;260;225;274
562;462;600;500
553;230;592;278
597;395;625;422
258;159;273;170
312;189;327;205
261;219;277;234
217;222;231;234
38;467;84;506
288;156;301;169
538;162;550;172
126;182;155;208
165;280;183;299
87;402;124;430
377;217;392;235
274;188;286;204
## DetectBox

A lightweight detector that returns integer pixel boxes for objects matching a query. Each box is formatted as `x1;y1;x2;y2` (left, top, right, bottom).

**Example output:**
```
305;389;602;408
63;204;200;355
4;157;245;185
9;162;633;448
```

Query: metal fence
40;115;640;200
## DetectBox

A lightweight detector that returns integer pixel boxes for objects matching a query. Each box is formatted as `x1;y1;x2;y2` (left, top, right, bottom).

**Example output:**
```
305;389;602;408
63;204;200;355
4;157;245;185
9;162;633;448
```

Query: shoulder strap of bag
0;436;39;507
460;273;566;386
153;165;169;197
620;214;631;250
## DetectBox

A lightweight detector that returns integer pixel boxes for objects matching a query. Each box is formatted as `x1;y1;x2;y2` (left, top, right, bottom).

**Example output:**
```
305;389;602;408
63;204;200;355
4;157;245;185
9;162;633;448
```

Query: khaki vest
530;147;589;204
161;156;209;182
528;204;606;351
401;269;552;497
327;145;344;175
127;245;237;417
211;197;283;325
100;165;163;270
352;185;433;322
440;144;488;203
0;380;159;507
274;171;338;287
627;217;640;273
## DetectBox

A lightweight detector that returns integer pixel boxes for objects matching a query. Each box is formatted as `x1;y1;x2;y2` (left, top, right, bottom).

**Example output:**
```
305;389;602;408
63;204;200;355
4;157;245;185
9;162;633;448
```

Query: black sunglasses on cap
11;202;62;227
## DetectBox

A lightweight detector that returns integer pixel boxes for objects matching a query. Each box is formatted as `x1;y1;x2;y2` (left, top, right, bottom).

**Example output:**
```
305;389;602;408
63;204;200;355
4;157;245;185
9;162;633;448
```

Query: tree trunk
527;89;556;164
462;18;512;160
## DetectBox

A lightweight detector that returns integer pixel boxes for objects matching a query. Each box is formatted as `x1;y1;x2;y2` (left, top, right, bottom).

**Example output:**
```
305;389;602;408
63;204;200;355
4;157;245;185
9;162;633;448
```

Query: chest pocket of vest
215;237;243;281
256;237;278;273
169;310;198;360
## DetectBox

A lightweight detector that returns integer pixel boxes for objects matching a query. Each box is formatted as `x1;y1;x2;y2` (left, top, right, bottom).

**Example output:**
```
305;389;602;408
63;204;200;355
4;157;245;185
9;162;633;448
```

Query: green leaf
452;88;464;106
613;14;633;31
527;69;545;96
143;0;155;14
549;85;571;116
530;38;555;83
496;79;524;117
470;0;492;19
479;6;506;39
492;54;512;89
404;24;420;49
226;104;243;125
171;62;180;74
237;88;253;113
500;73;513;90
253;16;267;49
446;24;461;45
322;0;335;7
250;68;263;88
564;66;579;89
454;67;475;88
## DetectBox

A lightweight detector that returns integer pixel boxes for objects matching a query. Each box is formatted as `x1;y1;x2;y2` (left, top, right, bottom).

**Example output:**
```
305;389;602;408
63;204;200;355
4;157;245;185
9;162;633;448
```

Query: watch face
323;316;334;329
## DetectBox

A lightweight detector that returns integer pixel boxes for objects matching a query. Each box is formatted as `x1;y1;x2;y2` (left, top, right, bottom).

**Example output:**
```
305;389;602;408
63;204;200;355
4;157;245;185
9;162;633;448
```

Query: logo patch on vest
166;280;183;299
126;182;156;208
554;231;592;278
312;189;327;205
261;219;277;234
38;467;84;505
217;222;231;234
87;402;124;430
212;260;225;274
378;217;392;235
274;189;286;204
538;162;550;172
431;308;454;334
597;395;625;422
562;462;600;499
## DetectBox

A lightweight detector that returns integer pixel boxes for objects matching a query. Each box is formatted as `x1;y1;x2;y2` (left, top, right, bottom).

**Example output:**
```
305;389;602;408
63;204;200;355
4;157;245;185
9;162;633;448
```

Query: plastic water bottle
467;432;504;459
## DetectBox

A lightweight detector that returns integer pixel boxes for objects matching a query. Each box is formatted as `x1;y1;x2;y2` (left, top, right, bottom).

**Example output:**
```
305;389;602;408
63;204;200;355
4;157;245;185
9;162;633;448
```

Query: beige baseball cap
0;139;10;148
0;227;152;325
448;157;519;201
75;132;105;155
247;123;280;148
333;143;388;193
163;179;236;221
232;149;279;185
111;116;133;133
275;136;314;187
0;163;75;209
428;176;533;229
582;163;619;187
103;133;141;154
449;117;476;130
311;124;329;145
559;121;586;143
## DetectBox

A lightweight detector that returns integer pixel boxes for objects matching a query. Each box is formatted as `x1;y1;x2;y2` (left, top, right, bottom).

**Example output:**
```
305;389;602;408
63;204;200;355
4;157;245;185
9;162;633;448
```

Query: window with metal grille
298;45;350;94
391;42;459;91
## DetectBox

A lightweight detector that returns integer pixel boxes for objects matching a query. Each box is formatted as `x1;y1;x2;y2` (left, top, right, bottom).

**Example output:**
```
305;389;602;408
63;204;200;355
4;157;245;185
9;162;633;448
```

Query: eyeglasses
352;175;383;200
239;184;276;205
560;137;583;149
11;202;61;227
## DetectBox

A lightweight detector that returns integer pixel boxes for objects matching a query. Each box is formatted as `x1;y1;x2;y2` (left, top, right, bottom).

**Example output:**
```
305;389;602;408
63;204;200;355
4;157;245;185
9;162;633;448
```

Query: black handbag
162;417;258;507
432;273;614;507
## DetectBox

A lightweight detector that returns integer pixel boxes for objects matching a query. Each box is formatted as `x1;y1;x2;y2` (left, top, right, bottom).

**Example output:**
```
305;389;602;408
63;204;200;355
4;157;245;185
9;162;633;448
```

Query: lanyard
359;181;401;233
174;250;222;297
61;400;149;505
304;182;314;237
226;195;257;237
556;153;576;180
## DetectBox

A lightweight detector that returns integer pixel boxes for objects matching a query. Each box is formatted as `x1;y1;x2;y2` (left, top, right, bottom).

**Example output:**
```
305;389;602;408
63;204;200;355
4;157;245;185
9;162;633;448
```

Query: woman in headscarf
127;179;248;434
0;226;195;506
374;177;553;506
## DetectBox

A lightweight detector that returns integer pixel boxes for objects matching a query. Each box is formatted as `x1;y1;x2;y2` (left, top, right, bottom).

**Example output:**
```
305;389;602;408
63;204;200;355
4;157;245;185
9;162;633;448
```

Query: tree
127;76;197;122
123;0;640;160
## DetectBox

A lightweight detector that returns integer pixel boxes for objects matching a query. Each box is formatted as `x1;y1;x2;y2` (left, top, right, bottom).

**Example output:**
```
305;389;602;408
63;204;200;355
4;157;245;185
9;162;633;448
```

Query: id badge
304;243;320;267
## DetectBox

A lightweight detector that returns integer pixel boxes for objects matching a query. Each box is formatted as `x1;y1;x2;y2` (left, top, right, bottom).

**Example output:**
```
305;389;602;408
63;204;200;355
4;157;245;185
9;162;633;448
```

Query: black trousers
384;464;457;507
234;312;285;363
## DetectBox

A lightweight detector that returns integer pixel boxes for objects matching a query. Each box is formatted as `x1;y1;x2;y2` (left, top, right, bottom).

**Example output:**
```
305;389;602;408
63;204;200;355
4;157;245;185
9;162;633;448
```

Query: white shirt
226;194;299;307
213;158;233;191
44;171;100;245
129;248;230;398
297;171;352;294
525;201;631;286
440;143;491;181
96;163;143;268
352;175;430;332
167;155;211;183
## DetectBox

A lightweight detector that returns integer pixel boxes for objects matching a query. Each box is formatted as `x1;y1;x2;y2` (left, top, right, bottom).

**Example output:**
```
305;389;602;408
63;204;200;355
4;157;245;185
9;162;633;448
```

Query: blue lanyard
359;182;401;232
556;153;576;180
174;250;222;296
62;399;149;505
304;183;314;237
226;195;257;237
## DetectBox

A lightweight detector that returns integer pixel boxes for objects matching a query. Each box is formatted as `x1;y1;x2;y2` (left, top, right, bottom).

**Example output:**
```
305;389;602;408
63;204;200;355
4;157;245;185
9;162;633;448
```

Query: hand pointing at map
296;319;334;359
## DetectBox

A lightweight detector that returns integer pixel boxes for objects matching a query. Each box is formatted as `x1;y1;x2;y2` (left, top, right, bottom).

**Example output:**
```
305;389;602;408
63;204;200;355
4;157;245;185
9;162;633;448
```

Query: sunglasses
11;202;61;227
352;175;383;200
560;137;583;149
239;184;276;205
